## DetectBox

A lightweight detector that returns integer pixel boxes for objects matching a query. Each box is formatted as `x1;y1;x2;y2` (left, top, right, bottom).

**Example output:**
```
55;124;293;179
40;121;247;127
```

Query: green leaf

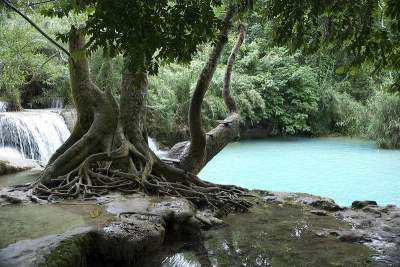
335;66;346;75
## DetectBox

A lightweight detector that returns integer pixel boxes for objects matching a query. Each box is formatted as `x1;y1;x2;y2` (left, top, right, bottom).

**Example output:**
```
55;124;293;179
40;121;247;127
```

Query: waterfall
49;99;63;109
148;137;168;158
0;101;7;112
0;110;70;162
0;108;166;164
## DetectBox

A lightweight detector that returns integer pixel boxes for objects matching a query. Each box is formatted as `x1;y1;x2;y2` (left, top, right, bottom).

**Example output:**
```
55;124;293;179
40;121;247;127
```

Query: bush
146;40;320;143
366;92;400;148
0;13;70;109
310;88;367;136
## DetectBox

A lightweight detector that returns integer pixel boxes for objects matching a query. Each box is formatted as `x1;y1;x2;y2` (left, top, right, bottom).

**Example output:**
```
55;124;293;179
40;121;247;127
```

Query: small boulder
351;200;378;209
263;196;279;203
362;206;381;217
310;209;328;216
0;194;22;204
310;199;342;212
0;160;33;176
337;230;371;243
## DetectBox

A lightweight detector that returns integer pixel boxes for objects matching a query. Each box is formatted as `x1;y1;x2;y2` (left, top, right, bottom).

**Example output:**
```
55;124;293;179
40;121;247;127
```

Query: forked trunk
34;9;251;214
170;19;246;173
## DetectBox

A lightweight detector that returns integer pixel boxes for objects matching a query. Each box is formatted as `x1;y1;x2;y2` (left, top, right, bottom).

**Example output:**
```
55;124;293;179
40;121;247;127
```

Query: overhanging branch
1;0;71;58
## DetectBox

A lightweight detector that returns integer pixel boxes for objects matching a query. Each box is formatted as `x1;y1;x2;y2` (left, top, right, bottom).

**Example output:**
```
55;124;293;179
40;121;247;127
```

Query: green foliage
310;88;367;136
42;0;232;74
2;0;399;151
233;45;319;135
147;40;319;140
0;12;69;109
89;48;123;95
366;92;400;148
263;0;400;90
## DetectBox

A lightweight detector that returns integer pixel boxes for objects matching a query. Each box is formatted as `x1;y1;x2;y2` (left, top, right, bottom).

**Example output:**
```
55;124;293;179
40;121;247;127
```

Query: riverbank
0;173;399;266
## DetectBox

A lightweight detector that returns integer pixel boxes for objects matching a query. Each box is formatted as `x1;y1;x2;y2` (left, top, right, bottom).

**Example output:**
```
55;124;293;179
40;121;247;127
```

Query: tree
263;0;400;89
0;11;68;110
3;0;252;212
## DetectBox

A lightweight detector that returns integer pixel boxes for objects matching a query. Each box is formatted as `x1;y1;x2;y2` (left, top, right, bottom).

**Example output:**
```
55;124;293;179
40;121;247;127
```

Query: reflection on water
146;204;372;267
0;203;112;249
0;169;40;188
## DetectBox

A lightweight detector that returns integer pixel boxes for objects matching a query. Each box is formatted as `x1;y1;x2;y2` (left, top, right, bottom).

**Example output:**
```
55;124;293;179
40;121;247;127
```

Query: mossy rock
40;233;94;267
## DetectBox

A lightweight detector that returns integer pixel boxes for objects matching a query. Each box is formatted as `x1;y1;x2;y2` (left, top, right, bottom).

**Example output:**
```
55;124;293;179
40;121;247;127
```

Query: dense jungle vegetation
1;1;399;149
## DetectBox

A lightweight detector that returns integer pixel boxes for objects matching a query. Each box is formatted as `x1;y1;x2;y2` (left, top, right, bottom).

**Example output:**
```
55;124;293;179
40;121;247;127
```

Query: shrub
367;92;400;148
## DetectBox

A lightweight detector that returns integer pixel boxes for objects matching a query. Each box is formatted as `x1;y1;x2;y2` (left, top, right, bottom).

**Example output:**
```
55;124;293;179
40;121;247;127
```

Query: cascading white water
0;110;70;162
0;101;7;112
49;99;63;109
148;137;168;158
0;108;166;164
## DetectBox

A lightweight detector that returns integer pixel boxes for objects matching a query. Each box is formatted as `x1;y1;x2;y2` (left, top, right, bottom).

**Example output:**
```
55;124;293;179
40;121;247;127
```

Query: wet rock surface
352;200;378;209
0;227;93;267
0;192;223;267
0;160;39;176
259;191;400;266
146;203;372;267
59;109;77;132
0;173;398;267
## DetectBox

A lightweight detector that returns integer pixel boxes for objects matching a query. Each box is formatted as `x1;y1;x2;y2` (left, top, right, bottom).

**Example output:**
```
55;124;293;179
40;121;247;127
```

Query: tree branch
169;17;246;172
1;0;71;58
223;22;246;113
182;5;236;174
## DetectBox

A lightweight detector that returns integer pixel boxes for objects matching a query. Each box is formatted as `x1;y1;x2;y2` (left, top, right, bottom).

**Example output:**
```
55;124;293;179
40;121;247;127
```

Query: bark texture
170;20;246;173
33;9;251;213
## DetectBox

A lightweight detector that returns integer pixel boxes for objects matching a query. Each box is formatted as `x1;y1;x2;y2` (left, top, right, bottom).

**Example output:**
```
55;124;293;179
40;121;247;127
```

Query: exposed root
32;143;253;214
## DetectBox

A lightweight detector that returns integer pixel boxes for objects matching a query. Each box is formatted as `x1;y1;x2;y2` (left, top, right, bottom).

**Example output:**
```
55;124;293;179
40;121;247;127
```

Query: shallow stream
146;204;372;266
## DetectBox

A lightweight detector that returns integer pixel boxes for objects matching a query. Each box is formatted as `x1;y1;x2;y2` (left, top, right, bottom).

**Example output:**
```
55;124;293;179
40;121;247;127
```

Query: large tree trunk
40;27;119;184
170;20;246;173
34;9;251;213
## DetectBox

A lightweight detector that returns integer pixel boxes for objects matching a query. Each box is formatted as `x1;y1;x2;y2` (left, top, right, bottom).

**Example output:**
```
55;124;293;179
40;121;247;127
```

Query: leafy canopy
264;0;400;77
42;0;246;74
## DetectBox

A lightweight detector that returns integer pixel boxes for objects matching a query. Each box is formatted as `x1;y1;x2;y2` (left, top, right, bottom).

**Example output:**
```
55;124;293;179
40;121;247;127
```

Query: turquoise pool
199;137;400;207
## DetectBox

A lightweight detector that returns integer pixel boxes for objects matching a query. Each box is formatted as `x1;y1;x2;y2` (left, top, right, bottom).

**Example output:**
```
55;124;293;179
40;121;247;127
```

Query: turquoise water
199;137;400;207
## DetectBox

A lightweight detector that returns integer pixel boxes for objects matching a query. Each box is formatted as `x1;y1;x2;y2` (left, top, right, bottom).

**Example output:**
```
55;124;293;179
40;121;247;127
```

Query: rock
314;230;329;238
0;160;37;176
356;219;374;229
263;195;279;203
310;199;342;212
252;190;274;197
167;141;189;160
0;194;22;204
59;109;77;132
336;230;371;243
352;200;378;209
99;213;166;261
381;204;397;213
0;189;31;206
0;227;93;267
362;206;381;217
195;210;225;228
149;198;195;223
310;209;328;216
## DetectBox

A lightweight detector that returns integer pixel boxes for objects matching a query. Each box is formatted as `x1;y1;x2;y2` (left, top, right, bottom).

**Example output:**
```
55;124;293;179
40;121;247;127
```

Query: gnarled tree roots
32;141;253;214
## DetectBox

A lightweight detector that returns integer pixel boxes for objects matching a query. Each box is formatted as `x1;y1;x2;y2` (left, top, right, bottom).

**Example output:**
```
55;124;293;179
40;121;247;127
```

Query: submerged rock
336;230;372;243
257;190;400;265
310;209;328;216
